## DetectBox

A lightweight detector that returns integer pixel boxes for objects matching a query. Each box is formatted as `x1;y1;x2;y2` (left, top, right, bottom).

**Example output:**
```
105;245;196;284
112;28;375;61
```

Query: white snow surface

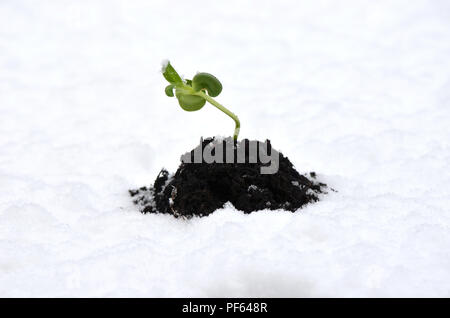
1;0;450;297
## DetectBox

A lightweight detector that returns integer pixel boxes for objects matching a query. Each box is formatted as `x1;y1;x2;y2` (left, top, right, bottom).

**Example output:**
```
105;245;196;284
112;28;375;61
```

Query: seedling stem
195;91;240;140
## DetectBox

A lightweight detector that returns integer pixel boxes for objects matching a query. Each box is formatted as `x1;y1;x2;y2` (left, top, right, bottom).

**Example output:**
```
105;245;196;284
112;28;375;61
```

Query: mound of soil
130;137;328;218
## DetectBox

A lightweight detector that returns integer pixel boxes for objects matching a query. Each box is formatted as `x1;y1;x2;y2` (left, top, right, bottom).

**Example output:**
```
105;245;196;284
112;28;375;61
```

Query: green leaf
192;72;222;97
162;61;182;84
176;92;206;111
165;84;175;97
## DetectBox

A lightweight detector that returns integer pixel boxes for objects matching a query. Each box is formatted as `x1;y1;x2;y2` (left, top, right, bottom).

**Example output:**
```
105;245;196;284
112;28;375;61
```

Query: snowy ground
1;0;450;297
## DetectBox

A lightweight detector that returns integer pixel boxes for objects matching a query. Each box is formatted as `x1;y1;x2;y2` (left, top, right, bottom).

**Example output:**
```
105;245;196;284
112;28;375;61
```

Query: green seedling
162;61;240;140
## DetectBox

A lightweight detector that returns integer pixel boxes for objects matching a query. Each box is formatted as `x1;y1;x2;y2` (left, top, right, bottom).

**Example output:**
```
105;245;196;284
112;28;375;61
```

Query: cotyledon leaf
176;92;206;111
192;72;222;97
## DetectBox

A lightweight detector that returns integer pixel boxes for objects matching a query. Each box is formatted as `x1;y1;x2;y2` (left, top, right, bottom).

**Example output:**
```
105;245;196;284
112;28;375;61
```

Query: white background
1;0;449;296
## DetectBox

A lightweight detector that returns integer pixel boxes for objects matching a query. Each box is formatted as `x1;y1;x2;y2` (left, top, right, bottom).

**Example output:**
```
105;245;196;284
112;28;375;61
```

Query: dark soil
130;137;328;218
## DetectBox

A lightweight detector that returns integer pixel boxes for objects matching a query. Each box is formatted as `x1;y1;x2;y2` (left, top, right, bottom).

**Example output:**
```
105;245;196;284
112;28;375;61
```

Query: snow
1;0;450;297
161;59;170;73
